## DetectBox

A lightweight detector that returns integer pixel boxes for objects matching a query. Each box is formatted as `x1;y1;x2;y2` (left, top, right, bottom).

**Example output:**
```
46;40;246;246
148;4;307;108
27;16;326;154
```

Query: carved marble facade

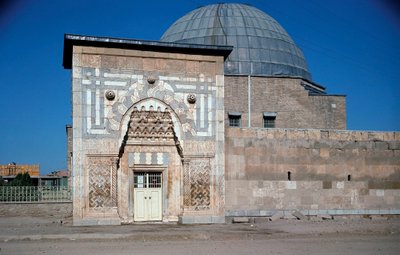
65;36;229;225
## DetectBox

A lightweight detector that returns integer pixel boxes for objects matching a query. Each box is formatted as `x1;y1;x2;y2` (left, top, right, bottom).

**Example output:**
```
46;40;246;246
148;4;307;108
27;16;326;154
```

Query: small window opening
288;171;291;181
347;174;351;181
263;112;276;128
228;112;241;127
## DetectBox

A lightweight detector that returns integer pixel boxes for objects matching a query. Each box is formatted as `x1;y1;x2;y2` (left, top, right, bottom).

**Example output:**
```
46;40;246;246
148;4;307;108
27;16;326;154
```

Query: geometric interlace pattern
88;156;117;208
183;159;211;210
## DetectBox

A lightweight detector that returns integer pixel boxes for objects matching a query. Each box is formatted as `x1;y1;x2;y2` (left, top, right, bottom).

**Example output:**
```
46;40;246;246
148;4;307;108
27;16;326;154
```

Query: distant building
0;163;70;187
44;170;70;187
63;3;399;226
0;163;39;177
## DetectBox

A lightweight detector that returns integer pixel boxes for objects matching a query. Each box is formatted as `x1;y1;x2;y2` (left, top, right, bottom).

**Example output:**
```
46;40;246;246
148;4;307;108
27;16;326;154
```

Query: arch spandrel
105;79;197;141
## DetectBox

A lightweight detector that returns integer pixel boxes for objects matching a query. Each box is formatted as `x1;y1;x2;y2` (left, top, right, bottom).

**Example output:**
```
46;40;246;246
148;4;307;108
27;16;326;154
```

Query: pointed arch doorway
118;100;184;223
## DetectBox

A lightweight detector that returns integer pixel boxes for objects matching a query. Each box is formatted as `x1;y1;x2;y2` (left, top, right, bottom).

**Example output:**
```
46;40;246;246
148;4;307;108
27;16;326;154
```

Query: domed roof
161;3;311;80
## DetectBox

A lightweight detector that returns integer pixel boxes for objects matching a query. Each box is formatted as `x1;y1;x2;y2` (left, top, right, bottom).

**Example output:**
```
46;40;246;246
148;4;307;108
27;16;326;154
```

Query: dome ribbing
161;3;311;80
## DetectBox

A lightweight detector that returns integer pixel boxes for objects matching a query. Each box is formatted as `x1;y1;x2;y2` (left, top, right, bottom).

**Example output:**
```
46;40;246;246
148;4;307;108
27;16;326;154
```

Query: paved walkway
1;216;399;255
1;216;399;242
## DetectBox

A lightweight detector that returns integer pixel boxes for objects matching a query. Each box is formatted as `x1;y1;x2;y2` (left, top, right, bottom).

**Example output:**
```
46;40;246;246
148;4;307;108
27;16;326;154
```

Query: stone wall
225;128;400;216
224;76;346;129
0;202;72;219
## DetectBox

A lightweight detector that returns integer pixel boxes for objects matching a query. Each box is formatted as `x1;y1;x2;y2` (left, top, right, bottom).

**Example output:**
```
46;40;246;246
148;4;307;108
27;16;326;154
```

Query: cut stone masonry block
232;217;250;223
292;210;306;220
317;214;333;220
269;211;283;221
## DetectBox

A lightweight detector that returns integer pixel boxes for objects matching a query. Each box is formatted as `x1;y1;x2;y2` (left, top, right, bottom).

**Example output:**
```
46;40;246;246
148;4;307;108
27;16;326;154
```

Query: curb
0;232;214;242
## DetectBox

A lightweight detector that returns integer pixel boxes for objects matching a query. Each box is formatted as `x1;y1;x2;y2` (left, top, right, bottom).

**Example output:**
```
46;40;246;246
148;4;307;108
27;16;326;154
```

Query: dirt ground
0;216;399;255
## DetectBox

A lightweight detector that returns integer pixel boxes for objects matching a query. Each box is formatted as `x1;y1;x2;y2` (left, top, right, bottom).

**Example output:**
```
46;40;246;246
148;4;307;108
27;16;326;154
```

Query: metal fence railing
0;186;71;203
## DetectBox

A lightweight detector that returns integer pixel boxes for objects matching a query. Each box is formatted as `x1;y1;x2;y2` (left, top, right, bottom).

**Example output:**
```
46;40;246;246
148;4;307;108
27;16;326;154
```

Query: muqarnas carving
126;106;183;157
128;106;175;140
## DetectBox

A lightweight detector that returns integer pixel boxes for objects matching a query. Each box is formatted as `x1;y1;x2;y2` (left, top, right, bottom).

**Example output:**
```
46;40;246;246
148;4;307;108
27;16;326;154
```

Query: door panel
134;189;146;221
148;189;162;220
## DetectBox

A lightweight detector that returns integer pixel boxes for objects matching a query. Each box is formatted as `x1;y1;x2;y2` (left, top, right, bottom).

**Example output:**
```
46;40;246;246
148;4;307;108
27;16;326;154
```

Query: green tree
11;172;33;186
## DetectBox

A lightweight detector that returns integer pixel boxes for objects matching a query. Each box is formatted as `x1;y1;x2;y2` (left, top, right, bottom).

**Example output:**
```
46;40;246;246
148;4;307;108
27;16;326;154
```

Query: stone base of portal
178;215;225;224
73;217;121;226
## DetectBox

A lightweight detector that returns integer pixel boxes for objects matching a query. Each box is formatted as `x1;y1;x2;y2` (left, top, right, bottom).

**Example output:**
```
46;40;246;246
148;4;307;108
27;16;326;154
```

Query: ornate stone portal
117;105;183;223
117;105;223;223
64;36;228;225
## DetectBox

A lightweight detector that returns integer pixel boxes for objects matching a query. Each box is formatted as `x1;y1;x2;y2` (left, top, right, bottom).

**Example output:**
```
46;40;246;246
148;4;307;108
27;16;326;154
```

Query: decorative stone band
128;152;169;167
225;209;400;217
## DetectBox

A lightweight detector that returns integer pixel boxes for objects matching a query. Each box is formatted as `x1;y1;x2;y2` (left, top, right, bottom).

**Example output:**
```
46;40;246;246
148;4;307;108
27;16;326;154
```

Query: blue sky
0;0;399;174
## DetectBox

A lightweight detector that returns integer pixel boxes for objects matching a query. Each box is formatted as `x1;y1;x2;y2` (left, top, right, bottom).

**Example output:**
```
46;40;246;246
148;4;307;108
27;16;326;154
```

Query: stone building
63;3;399;225
160;4;346;130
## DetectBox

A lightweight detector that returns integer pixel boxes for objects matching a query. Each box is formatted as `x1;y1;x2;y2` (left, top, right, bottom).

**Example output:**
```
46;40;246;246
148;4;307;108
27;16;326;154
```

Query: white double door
133;172;162;222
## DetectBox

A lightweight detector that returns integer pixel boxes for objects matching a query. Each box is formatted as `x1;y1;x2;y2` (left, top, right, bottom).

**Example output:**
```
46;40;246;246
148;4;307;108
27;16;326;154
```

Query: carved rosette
105;90;116;101
147;76;156;84
187;94;196;104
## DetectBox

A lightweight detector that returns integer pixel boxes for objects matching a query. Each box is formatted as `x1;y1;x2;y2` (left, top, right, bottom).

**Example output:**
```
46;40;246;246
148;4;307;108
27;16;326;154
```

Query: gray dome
161;3;311;80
